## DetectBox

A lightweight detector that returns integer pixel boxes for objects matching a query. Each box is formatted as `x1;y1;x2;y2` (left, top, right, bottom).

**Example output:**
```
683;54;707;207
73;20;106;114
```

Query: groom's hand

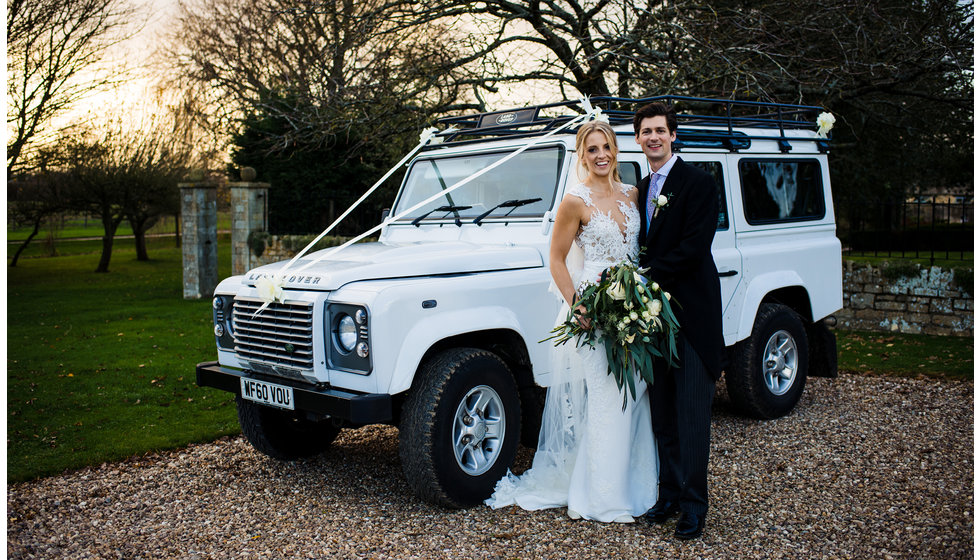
574;305;592;330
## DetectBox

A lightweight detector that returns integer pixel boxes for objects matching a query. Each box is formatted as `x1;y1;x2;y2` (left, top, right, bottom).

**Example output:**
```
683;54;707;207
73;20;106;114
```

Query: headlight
213;296;234;349
337;314;357;352
327;303;372;374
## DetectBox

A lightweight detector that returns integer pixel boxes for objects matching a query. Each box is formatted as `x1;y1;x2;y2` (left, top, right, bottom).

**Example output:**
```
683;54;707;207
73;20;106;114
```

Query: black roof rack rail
431;95;829;152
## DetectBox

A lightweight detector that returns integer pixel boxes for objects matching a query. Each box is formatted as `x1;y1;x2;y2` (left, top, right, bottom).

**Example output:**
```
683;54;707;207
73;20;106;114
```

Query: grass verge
7;239;239;482
835;329;973;381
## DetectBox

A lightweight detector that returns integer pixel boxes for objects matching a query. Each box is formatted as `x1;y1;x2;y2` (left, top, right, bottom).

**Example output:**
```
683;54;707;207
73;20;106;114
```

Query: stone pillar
179;181;218;299
229;167;270;276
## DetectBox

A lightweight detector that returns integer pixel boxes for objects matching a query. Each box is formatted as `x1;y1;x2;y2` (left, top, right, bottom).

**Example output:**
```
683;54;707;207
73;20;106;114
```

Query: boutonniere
653;193;672;219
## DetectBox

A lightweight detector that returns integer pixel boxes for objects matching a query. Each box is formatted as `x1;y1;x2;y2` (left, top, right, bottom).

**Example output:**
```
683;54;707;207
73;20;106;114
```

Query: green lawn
7;238;239;482
7;213;232;242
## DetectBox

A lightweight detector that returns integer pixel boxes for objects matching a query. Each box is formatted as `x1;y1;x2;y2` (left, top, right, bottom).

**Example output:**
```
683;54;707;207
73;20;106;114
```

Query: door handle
718;270;738;277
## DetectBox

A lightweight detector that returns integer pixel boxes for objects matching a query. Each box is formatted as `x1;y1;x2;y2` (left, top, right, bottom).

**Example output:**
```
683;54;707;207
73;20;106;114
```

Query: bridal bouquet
545;261;681;409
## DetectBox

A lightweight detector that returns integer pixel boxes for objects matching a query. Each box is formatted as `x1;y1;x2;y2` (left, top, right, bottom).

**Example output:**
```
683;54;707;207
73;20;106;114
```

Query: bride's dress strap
566;182;593;207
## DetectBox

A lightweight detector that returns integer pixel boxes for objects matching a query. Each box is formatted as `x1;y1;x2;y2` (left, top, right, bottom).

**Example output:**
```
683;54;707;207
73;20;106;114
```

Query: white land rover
197;96;843;508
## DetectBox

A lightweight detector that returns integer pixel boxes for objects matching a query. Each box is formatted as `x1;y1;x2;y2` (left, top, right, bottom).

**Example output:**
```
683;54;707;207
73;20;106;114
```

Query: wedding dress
485;182;658;522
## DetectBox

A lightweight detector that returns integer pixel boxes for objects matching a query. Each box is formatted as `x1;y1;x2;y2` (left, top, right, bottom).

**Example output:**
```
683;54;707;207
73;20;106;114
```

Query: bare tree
123;109;200;261
388;0;667;99
6;0;138;174
7;155;67;267
55;111;197;272
170;0;480;157
388;0;973;106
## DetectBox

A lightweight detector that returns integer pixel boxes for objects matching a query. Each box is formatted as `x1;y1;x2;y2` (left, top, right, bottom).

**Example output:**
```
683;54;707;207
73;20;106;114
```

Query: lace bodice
567;182;640;275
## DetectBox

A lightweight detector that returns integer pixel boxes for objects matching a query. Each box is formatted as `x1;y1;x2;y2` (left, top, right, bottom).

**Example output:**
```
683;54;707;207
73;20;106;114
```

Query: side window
688;161;728;230
618;162;641;186
739;159;825;224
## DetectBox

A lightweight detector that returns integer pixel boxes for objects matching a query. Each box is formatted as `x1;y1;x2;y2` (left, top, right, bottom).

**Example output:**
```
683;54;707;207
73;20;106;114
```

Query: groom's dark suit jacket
637;158;725;378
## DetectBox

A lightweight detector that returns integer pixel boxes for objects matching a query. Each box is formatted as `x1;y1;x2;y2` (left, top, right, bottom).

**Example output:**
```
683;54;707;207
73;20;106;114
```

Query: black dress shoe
674;512;706;540
643;499;680;523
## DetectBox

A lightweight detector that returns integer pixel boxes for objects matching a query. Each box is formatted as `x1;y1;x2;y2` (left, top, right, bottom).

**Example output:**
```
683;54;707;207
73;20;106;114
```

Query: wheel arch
733;271;814;344
386;305;536;396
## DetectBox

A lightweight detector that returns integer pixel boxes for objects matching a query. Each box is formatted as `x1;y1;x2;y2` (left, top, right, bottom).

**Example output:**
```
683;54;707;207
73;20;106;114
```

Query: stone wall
248;233;354;268
837;261;973;337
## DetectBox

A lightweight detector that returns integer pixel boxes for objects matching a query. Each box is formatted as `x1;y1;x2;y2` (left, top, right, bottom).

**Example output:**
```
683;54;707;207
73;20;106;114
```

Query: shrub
879;261;921;282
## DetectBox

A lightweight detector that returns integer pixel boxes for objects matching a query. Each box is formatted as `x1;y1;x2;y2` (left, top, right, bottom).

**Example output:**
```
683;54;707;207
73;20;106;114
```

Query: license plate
240;377;295;410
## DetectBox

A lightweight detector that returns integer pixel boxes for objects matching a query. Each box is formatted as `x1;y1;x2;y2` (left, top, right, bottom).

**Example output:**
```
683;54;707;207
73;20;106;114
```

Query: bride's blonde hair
575;121;621;185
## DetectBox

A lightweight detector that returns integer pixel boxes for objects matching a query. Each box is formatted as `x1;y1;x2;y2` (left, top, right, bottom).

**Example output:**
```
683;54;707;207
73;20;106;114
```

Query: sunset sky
69;0;554;134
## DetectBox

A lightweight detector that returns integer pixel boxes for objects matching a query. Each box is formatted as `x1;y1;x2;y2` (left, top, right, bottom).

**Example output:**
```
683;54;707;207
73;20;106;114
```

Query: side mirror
381;208;390;220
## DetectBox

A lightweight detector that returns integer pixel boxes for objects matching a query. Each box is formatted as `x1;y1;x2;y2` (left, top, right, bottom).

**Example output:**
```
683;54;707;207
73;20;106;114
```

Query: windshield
391;146;562;224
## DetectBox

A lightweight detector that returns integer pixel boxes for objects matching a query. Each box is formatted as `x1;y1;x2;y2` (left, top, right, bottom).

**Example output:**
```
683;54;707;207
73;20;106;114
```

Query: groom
634;102;725;540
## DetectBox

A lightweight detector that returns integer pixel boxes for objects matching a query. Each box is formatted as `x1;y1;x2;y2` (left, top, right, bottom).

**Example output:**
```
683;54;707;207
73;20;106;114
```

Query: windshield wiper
411;204;473;227
472;198;543;225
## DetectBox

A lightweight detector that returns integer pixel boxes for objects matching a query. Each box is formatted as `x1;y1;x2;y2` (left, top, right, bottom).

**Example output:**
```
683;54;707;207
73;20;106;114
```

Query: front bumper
195;361;393;424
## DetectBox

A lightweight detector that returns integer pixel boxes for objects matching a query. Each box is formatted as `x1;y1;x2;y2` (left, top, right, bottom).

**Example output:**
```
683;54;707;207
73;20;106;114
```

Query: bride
485;120;658;523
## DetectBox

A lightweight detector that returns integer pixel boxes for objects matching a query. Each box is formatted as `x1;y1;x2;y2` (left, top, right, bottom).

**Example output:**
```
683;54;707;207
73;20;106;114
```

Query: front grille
232;298;314;374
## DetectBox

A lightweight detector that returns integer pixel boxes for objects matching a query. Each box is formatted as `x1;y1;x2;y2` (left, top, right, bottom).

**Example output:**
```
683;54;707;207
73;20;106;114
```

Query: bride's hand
573;305;592;329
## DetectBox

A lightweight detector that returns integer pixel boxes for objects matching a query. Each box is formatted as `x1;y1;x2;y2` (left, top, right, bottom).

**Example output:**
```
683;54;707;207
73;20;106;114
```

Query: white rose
657;194;668;207
607;281;627;300
648;299;662;317
816;112;835;138
650;282;659;292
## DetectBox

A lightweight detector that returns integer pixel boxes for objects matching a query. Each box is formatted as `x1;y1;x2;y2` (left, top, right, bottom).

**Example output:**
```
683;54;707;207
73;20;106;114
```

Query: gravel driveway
7;373;973;560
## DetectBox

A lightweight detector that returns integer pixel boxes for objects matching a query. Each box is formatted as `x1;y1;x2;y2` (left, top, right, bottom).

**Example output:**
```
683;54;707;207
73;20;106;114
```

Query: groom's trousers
649;334;715;516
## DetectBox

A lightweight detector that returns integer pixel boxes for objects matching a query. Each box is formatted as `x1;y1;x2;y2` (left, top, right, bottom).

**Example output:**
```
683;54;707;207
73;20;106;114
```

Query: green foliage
228;93;412;236
879;261;922;283
247;231;271;258
7;241;239;481
952;267;973;292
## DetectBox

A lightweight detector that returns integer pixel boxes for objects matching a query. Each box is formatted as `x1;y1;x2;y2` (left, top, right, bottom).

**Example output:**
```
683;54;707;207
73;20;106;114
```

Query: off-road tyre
727;303;809;419
399;348;521;508
236;396;341;460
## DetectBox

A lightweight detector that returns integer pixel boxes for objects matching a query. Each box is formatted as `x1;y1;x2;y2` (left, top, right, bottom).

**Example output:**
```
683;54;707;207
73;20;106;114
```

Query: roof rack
433;95;829;153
